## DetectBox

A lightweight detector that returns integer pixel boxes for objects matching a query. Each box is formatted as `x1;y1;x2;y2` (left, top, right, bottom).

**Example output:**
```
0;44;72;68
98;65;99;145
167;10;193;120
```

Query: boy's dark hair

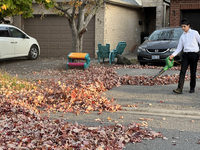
181;18;190;25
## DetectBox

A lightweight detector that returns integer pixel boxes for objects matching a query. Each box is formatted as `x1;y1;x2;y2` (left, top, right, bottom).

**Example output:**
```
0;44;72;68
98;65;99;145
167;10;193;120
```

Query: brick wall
104;4;143;53
170;0;200;27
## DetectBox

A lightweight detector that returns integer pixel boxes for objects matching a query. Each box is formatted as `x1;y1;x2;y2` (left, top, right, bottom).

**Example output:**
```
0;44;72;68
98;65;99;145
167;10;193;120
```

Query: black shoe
173;88;182;94
189;88;195;93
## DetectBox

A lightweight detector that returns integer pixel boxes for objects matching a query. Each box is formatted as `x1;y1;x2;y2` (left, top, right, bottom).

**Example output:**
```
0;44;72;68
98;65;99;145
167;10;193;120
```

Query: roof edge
105;0;142;8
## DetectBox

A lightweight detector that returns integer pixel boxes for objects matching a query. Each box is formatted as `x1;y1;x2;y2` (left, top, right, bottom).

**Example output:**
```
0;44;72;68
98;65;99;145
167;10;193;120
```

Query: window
0;27;10;37
10;28;25;38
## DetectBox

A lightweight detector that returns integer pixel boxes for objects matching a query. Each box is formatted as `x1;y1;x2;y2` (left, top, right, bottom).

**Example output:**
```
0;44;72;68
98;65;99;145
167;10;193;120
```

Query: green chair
109;41;127;64
96;43;111;63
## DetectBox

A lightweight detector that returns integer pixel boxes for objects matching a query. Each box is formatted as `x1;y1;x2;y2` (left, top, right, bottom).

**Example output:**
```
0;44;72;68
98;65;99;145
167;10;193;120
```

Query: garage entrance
24;15;95;58
181;10;200;33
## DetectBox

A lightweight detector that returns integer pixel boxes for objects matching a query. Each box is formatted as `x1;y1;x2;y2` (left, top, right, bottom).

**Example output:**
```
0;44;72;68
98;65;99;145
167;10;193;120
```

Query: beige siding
104;4;143;52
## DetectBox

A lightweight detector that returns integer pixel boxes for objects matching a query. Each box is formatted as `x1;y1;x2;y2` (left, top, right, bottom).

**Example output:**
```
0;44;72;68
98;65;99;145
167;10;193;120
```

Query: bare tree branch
71;0;78;21
84;0;104;28
84;0;90;5
54;2;71;20
52;0;104;52
77;0;85;31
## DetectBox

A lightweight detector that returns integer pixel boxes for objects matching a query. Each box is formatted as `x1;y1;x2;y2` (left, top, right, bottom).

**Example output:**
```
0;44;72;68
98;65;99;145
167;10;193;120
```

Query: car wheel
28;45;39;60
140;62;146;66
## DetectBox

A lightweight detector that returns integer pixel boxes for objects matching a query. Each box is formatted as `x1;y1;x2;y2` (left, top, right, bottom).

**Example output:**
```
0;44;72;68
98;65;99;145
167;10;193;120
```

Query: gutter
105;0;142;8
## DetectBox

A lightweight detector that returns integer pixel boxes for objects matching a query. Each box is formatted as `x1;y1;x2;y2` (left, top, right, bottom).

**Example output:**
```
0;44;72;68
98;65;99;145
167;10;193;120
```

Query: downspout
163;3;166;27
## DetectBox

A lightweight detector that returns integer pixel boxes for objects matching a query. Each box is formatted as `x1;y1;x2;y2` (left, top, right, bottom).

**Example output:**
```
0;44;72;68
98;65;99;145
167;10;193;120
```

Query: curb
119;107;200;119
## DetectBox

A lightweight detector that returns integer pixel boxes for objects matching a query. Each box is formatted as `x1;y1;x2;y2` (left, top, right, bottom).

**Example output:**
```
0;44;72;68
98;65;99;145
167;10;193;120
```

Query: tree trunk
55;0;104;53
72;34;80;52
69;19;80;52
69;14;85;52
79;36;83;52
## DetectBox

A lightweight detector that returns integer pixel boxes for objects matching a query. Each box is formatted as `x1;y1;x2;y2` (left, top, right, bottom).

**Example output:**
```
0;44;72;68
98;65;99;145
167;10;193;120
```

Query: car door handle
11;42;15;44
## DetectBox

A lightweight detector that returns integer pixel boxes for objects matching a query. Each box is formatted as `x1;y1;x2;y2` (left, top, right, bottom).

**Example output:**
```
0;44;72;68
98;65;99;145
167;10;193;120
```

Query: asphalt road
1;54;200;149
105;67;200;150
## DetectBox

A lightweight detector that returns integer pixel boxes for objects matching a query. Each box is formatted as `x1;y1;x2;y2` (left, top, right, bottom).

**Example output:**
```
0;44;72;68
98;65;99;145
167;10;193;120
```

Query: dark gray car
137;27;183;65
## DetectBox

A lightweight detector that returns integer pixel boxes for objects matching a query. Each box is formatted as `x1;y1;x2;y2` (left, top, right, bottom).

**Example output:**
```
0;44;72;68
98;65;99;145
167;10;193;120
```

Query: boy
169;18;200;94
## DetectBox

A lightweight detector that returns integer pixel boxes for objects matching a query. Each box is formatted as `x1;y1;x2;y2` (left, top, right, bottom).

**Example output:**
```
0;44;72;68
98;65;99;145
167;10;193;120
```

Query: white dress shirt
172;29;200;57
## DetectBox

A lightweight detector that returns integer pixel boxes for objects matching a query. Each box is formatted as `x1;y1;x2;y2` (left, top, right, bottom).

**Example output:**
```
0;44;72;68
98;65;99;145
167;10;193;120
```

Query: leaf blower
151;57;174;80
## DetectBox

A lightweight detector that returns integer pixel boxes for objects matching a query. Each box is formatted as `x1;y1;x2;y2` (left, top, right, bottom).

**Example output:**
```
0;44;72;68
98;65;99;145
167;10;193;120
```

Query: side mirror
22;34;29;39
144;37;148;40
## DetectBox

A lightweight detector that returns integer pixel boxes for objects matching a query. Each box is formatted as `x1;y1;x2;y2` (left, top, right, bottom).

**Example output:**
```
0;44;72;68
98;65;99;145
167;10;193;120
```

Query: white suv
0;24;40;60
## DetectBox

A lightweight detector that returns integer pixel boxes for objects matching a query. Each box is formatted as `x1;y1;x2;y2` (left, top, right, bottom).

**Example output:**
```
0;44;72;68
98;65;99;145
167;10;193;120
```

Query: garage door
182;10;200;33
24;15;95;58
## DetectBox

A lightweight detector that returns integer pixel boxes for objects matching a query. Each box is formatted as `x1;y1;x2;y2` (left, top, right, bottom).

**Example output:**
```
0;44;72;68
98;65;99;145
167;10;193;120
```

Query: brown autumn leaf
139;118;153;121
5;62;199;148
107;117;112;122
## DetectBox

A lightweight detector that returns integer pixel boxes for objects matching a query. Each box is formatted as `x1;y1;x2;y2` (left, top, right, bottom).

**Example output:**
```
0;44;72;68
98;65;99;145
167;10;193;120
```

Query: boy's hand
169;55;174;60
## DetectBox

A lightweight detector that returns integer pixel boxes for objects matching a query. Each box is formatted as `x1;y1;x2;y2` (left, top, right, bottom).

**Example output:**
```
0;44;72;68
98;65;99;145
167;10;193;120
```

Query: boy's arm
169;36;184;59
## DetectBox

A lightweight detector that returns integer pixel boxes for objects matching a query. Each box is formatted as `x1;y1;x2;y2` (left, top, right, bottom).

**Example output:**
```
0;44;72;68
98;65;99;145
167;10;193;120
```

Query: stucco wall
12;15;22;29
142;0;163;7
104;4;143;53
95;7;106;52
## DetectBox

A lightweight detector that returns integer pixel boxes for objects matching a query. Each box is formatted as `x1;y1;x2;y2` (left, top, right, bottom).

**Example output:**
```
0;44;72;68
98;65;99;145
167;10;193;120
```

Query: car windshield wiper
158;39;170;41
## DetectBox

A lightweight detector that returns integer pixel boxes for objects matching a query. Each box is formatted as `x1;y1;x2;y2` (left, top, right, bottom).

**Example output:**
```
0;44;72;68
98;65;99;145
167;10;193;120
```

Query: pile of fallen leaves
2;63;199;116
0;102;163;149
20;64;199;114
2;63;198;149
1;68;122;115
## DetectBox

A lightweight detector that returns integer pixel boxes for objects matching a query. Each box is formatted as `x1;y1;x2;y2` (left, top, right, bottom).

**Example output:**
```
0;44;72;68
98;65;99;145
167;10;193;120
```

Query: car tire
140;62;146;66
28;45;39;60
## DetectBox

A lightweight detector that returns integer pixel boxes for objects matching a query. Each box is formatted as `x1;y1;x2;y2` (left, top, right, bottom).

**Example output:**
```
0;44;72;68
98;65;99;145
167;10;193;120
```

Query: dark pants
178;52;199;90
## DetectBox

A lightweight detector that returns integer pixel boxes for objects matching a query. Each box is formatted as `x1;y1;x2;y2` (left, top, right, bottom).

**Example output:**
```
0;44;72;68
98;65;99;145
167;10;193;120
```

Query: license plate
151;55;160;59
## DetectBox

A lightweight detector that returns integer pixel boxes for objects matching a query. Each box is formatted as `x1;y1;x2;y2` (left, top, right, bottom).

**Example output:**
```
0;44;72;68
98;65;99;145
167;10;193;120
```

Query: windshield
148;28;183;41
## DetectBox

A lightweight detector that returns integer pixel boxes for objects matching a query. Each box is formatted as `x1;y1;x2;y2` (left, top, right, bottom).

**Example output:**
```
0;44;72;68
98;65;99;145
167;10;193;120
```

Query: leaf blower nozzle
150;57;174;80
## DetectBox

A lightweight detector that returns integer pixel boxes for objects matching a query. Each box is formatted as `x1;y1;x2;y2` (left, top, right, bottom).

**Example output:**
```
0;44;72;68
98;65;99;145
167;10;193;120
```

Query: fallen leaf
139;118;153;121
95;118;101;121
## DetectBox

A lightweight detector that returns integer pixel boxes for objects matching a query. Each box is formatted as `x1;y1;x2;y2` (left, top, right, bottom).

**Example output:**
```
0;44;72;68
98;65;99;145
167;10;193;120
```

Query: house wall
142;0;163;7
142;0;170;29
165;5;170;27
12;15;22;29
12;2;143;56
95;7;106;52
104;3;143;53
170;0;200;27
